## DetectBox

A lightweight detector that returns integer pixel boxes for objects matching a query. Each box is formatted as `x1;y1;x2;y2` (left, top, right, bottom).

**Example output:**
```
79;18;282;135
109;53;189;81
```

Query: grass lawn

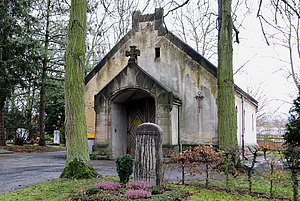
189;169;296;200
0;178;99;201
0;175;286;201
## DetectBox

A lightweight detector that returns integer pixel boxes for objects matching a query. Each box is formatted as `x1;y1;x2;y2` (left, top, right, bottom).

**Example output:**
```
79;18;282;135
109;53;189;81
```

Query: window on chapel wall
155;47;160;59
252;114;254;131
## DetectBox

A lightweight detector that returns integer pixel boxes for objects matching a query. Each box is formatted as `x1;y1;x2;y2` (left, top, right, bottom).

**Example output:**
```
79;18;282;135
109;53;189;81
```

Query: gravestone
134;123;163;187
16;128;28;141
53;130;60;144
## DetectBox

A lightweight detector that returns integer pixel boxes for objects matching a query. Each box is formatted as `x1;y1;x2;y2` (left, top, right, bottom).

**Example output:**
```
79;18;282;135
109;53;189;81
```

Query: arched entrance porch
110;88;156;158
92;62;174;159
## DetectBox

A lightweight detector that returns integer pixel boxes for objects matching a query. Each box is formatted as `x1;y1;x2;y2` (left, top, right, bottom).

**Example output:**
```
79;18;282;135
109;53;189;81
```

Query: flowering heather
95;181;121;190
125;189;152;199
126;181;151;190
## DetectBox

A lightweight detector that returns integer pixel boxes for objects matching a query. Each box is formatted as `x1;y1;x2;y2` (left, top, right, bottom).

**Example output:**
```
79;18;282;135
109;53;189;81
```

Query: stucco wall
130;21;218;144
235;93;257;146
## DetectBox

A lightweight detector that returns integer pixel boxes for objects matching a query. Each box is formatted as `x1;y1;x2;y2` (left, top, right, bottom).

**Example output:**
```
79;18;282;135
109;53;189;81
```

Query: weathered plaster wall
85;19;219;146
132;21;218;144
85;41;131;136
235;93;257;146
244;98;257;145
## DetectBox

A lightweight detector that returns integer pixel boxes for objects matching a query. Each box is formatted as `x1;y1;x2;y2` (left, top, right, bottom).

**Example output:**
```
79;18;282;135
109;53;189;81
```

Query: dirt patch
0;145;65;154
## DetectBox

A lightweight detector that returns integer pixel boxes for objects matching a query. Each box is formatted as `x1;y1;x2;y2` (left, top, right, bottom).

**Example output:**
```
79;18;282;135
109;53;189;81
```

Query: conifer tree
0;0;41;146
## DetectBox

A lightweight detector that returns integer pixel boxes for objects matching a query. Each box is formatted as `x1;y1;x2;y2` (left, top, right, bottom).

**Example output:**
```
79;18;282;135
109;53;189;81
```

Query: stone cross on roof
126;46;140;64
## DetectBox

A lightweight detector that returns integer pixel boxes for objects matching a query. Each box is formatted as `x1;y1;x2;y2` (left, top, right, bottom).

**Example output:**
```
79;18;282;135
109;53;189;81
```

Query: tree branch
163;0;190;18
234;54;257;75
233;24;240;43
280;0;300;18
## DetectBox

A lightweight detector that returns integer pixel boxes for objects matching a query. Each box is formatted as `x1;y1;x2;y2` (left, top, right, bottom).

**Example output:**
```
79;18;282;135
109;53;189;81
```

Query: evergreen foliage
115;154;133;184
283;94;300;201
4;103;27;140
45;80;65;135
0;0;42;145
284;95;300;147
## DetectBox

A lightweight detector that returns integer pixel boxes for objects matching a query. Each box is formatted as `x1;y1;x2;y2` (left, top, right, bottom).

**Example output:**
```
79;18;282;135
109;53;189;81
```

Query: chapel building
84;9;258;159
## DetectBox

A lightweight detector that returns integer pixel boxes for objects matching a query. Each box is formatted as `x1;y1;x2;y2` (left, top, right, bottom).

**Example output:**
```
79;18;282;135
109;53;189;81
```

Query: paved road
0;151;202;194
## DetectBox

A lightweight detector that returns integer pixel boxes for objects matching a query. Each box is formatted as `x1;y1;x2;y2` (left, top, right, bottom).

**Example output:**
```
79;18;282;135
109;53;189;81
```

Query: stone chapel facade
84;9;258;159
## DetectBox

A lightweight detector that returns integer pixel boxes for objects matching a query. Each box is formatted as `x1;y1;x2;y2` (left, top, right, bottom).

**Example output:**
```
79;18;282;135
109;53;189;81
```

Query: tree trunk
27;78;35;140
0;101;6;146
217;0;237;150
205;163;209;189
60;0;97;179
39;0;51;146
291;168;298;201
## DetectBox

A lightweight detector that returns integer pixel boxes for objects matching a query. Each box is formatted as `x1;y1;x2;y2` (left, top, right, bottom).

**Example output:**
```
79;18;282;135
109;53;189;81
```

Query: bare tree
85;0;139;72
166;0;218;61
257;0;300;92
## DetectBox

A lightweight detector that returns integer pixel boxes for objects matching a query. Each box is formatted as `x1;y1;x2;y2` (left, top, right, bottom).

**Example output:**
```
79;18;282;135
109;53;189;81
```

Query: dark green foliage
0;0;42;145
60;127;66;145
45;80;65;135
151;186;161;195
0;0;41;102
85;187;101;195
284;95;300;148
282;148;299;201
115;154;133;184
60;158;98;179
4;104;26;139
283;95;300;201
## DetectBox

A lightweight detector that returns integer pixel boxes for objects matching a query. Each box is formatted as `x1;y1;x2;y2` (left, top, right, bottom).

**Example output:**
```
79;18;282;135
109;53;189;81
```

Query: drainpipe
178;105;182;153
242;96;246;158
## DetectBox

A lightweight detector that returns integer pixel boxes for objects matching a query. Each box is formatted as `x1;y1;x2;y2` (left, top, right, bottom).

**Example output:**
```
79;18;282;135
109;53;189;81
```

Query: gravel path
0;151;204;194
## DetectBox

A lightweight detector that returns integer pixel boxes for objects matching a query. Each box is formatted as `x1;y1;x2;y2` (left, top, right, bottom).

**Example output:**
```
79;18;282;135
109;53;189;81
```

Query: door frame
109;88;157;159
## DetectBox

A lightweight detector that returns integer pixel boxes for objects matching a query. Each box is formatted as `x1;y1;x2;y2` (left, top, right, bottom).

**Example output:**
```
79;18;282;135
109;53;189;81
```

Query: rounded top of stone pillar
136;123;163;135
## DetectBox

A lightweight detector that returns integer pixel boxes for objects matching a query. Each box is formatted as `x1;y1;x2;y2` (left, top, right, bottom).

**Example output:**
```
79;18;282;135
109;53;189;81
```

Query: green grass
0;178;100;201
183;186;267;200
0;176;272;201
190;170;296;200
0;170;297;200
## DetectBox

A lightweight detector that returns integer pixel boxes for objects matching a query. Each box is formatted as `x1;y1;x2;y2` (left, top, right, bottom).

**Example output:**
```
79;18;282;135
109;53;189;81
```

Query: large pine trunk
217;0;237;150
0;101;5;146
60;0;97;179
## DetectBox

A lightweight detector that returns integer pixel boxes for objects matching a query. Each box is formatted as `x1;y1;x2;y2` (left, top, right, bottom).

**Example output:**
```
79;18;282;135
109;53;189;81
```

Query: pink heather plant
125;189;152;199
126;181;151;190
95;181;121;190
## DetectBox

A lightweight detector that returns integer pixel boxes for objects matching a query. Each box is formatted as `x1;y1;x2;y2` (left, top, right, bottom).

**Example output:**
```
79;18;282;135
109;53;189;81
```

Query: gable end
85;30;133;85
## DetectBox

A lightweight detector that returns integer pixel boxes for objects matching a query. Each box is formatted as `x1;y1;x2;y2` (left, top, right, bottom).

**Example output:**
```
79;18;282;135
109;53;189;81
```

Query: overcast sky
232;2;297;119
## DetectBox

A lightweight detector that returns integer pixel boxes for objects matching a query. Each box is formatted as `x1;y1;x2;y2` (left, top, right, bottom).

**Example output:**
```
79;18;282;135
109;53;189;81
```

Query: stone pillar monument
134;123;164;187
53;130;60;144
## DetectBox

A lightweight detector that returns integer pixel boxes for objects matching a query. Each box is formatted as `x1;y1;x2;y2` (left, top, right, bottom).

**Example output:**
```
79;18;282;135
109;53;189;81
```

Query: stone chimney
132;8;166;36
